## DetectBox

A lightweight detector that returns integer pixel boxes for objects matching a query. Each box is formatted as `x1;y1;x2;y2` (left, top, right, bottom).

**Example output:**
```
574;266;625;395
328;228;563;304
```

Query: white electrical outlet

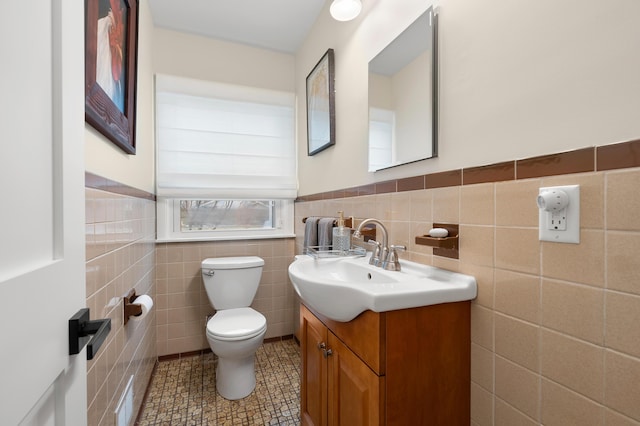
537;185;580;243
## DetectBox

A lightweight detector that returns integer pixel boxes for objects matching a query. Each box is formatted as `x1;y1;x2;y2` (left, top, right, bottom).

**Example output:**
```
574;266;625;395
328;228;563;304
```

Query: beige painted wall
152;28;295;92
85;0;297;194
295;0;640;196
84;0;640;197
85;0;156;194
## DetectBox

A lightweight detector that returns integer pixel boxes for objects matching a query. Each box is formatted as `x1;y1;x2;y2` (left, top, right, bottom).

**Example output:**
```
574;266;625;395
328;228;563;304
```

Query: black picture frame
306;49;335;156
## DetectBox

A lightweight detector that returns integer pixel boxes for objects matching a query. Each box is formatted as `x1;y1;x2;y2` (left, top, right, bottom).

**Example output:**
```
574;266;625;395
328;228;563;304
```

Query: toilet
201;256;267;400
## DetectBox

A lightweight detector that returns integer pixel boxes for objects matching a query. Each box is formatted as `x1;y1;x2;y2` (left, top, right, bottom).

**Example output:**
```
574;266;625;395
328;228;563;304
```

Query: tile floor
136;339;301;425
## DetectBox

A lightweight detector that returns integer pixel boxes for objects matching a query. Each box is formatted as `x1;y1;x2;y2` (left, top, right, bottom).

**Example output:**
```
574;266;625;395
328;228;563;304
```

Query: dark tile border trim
358;184;376;196
156;334;296;362
85;171;156;201
425;169;461;189
295;138;640;202
157;348;211;362
516;148;594;179
376;180;397;194
463;161;515;185
397;175;425;192
264;334;294;344
597;139;640;171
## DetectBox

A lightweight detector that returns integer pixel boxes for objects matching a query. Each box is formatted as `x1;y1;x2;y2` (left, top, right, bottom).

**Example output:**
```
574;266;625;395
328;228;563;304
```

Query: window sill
156;233;296;243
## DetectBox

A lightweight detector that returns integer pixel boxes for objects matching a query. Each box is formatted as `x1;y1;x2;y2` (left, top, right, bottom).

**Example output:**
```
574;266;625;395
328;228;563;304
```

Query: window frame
156;198;295;242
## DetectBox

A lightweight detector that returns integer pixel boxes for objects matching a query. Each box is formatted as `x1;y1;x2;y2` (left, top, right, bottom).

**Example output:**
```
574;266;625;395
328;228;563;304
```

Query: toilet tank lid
201;256;264;269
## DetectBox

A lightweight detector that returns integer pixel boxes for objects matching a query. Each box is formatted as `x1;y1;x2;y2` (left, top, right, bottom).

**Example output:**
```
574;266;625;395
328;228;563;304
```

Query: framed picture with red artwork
85;0;139;154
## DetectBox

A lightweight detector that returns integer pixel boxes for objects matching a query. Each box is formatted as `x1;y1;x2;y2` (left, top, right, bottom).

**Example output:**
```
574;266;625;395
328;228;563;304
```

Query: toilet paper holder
123;289;143;325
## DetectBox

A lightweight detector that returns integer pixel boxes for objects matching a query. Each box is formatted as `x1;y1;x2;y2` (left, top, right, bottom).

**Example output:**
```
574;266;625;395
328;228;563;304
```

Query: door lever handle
69;308;111;360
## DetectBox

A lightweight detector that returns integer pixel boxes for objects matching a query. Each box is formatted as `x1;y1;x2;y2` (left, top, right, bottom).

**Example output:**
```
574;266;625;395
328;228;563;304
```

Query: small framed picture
306;49;335;156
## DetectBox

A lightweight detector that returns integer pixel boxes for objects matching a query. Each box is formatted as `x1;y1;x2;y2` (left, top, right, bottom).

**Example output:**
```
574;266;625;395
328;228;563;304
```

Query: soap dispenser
332;211;351;253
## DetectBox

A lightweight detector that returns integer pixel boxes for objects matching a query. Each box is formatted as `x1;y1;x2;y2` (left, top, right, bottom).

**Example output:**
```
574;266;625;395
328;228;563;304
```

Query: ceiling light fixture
330;0;362;22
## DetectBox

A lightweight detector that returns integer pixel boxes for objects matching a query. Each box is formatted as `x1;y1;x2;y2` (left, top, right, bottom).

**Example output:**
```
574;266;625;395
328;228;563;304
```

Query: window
368;107;395;171
180;200;274;232
155;75;297;241
157;198;293;241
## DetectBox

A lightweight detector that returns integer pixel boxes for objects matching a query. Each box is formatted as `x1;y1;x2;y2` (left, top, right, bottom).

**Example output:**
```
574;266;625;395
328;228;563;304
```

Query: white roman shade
155;74;297;199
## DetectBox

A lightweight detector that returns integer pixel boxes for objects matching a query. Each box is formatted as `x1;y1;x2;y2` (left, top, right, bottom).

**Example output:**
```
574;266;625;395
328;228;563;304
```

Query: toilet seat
207;308;267;341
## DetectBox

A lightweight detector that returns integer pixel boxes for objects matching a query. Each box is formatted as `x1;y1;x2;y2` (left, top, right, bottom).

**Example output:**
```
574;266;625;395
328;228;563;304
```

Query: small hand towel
317;217;335;251
303;217;319;250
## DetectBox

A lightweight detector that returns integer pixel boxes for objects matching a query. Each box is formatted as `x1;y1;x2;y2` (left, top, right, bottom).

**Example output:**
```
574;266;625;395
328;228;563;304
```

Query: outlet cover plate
538;185;580;243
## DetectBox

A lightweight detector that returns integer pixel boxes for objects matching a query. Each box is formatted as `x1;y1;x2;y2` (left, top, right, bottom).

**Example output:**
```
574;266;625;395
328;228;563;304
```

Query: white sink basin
288;254;477;322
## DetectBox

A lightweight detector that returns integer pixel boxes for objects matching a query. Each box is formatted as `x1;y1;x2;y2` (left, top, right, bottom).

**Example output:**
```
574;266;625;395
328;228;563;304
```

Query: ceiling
148;0;328;54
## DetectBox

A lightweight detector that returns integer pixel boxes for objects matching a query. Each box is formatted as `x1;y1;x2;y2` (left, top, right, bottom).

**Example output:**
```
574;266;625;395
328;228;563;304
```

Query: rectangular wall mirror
368;7;438;172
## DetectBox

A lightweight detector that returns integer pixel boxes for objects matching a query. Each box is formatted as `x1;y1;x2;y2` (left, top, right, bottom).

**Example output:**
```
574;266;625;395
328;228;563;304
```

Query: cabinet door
301;305;329;426
328;333;384;426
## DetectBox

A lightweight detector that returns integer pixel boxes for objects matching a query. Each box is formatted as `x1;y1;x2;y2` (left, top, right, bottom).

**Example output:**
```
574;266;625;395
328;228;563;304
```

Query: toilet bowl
206;308;267;400
201;256;266;400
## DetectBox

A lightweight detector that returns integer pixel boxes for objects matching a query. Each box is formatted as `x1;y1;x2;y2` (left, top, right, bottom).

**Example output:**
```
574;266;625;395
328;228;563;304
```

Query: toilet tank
201;256;264;310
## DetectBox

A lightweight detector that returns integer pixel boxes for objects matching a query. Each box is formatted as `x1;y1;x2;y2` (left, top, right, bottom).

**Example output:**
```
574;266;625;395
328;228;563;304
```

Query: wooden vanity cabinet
300;301;470;426
300;305;329;426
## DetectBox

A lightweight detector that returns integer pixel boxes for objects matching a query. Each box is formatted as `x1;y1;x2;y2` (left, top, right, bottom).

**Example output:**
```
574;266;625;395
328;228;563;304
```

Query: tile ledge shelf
296;138;640;202
85;171;156;201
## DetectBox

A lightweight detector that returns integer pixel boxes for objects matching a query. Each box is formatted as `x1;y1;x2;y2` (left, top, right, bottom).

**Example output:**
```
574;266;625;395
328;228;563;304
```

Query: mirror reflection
368;7;438;172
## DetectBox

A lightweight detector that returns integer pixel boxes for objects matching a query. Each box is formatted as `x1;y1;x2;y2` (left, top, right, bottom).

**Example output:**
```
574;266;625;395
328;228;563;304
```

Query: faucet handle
367;240;382;266
385;245;406;271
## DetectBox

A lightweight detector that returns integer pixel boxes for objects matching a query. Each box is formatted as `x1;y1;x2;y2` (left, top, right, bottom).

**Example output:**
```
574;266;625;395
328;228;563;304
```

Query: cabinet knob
317;342;333;357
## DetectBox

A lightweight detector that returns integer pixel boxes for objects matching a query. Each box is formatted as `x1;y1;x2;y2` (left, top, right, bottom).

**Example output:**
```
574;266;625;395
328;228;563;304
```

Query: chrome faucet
353;218;388;266
352;218;405;270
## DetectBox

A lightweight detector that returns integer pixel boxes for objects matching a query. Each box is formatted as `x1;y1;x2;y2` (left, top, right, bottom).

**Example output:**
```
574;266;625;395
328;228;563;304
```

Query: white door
0;1;88;425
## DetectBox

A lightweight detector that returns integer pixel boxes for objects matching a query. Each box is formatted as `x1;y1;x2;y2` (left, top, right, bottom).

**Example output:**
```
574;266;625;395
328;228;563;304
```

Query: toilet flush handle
203;269;215;277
